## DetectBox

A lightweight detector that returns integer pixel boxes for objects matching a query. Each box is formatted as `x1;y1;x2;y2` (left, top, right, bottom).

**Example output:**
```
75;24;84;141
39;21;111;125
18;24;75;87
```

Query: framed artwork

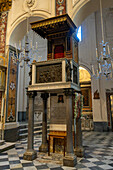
81;87;92;110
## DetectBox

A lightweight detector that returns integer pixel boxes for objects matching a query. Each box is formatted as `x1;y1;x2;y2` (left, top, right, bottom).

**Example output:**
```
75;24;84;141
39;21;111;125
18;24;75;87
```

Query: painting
81;87;91;108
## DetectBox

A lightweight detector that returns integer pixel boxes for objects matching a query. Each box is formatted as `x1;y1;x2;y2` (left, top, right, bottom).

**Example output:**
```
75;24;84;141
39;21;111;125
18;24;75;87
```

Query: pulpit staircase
19;121;49;139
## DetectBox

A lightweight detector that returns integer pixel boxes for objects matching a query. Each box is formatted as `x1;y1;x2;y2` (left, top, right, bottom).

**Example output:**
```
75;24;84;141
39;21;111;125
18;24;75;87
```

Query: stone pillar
74;117;84;157
25;88;29;120
23;91;37;161
39;93;49;152
63;89;77;167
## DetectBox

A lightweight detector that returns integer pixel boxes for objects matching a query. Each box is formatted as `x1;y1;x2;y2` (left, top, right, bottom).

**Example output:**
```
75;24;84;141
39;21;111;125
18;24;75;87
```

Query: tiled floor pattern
0;132;113;170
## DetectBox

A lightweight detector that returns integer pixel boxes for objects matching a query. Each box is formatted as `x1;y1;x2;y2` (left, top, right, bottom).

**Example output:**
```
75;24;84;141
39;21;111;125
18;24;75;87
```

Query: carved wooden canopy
31;14;77;39
0;0;12;13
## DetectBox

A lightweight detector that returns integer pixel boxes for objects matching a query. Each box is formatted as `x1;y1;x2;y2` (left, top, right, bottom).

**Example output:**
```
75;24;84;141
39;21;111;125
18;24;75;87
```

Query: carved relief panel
36;63;62;83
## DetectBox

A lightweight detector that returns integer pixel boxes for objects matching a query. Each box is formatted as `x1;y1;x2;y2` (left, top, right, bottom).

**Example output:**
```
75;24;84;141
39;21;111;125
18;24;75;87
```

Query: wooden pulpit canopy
30;14;77;39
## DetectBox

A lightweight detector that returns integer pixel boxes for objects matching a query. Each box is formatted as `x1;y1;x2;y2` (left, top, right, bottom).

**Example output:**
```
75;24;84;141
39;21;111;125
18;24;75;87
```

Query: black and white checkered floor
0;132;113;170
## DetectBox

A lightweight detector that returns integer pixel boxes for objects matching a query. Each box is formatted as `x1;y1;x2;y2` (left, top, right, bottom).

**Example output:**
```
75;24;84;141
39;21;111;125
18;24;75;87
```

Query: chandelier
11;17;40;67
91;0;113;80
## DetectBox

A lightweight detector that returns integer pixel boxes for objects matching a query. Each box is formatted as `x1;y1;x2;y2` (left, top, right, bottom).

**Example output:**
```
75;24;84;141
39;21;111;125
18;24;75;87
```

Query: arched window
77;26;82;41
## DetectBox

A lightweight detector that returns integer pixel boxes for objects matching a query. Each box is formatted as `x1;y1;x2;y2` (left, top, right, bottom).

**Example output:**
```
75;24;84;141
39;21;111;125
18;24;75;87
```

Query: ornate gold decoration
0;0;12;13
31;14;77;38
79;68;91;83
26;0;35;8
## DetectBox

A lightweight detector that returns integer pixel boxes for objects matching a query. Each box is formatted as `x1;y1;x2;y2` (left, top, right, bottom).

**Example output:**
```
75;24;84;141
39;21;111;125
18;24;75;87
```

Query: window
77;26;82;41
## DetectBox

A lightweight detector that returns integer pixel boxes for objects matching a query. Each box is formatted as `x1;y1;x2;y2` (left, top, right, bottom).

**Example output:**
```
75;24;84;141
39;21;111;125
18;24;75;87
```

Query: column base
63;155;77;167
74;146;84;157
39;143;48;153
23;150;37;161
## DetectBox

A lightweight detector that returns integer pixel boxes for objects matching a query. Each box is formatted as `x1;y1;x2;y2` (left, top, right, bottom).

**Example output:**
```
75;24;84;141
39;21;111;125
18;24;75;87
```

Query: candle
99;63;102;73
111;60;113;69
101;51;103;60
15;43;17;49
31;41;32;49
96;48;98;59
36;42;38;49
24;49;26;56
13;51;15;58
107;45;110;55
19;40;21;50
92;65;95;75
97;69;99;77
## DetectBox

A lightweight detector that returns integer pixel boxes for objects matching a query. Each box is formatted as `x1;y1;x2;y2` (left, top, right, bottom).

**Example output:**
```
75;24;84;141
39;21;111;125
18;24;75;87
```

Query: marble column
74;117;84;157
23;91;37;161
63;89;77;167
39;93;49;152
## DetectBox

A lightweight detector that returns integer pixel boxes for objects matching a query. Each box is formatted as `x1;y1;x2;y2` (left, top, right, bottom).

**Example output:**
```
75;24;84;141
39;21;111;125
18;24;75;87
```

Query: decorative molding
72;0;80;7
26;0;35;8
23;0;37;13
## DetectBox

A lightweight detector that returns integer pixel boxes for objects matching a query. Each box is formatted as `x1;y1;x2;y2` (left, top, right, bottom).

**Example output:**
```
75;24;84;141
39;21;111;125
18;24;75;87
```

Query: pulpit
24;14;80;166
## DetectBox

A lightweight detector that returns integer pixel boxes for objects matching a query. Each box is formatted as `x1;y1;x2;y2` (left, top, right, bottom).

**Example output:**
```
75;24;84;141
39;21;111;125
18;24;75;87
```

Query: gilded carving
31;17;67;29
79;68;91;83
26;0;35;8
0;0;12;13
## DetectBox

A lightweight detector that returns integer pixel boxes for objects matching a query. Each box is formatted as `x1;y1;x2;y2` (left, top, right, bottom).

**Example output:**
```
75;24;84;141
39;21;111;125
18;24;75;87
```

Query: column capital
41;93;49;101
64;88;74;96
27;91;37;98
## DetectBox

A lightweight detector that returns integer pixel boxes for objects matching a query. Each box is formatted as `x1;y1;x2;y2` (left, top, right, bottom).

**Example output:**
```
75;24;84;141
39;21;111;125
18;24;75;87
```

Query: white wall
79;8;113;126
17;31;47;114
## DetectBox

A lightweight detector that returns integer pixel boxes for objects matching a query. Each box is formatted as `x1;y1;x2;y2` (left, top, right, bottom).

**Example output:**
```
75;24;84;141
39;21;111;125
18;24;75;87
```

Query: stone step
19;129;49;139
19;121;43;130
19;121;50;139
0;142;15;153
19;125;49;135
0;140;5;146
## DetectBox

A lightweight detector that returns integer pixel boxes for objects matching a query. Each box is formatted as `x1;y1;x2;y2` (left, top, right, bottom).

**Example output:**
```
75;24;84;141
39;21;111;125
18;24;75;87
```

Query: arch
79;62;92;76
7;11;52;45
71;0;113;27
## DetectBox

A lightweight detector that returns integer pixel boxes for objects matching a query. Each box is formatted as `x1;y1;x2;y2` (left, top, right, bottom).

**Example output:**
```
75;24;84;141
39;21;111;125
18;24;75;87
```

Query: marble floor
0;131;113;170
